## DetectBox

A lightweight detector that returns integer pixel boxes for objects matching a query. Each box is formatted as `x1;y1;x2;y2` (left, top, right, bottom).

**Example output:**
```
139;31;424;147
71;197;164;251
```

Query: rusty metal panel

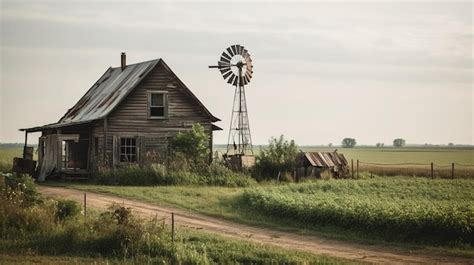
59;59;160;124
302;152;347;168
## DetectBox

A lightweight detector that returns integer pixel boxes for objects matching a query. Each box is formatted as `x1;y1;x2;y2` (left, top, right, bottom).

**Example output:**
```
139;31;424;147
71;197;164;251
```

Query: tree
448;142;454;147
254;135;298;180
341;138;356;148
393;138;406;147
170;123;209;165
328;143;333;147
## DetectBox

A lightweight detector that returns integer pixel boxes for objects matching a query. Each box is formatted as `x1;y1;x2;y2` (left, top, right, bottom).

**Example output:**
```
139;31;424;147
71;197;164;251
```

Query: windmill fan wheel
209;44;253;86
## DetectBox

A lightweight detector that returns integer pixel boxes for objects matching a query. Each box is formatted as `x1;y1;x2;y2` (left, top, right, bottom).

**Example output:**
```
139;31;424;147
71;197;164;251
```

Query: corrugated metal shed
303;152;348;168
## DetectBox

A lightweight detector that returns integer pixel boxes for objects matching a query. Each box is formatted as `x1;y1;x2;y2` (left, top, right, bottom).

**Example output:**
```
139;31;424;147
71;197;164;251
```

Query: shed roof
302;152;348;168
21;58;220;132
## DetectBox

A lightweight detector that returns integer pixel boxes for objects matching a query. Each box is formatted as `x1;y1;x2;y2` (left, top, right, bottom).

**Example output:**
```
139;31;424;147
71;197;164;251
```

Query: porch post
23;131;28;159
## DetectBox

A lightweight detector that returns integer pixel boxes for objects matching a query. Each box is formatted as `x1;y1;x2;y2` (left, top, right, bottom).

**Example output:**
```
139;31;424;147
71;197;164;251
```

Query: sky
0;1;472;145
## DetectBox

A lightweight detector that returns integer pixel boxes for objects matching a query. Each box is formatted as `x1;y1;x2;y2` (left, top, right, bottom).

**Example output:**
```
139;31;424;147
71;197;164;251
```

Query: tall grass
0;173;344;264
94;163;256;187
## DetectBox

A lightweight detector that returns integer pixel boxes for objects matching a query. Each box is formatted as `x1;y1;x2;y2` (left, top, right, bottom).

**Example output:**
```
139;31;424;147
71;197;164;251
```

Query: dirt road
38;186;472;264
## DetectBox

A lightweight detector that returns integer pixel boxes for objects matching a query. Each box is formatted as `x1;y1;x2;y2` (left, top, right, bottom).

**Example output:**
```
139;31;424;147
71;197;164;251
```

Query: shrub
55;199;80;222
253;135;298;181
2;173;41;206
170;123;210;167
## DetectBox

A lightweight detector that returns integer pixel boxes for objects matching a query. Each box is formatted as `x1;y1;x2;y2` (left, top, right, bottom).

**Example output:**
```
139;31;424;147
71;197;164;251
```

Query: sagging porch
19;122;95;181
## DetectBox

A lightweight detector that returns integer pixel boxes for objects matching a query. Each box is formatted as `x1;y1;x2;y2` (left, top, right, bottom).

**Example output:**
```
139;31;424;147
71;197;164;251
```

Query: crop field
242;177;474;244
214;145;474;165
62;177;474;251
0;146;22;173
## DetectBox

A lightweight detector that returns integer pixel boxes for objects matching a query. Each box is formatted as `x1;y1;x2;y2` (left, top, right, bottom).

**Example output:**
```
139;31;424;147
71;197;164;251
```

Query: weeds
94;163;256;187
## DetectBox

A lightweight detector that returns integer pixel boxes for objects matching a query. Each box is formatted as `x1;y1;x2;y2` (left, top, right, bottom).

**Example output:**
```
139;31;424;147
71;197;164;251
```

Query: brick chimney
121;52;126;70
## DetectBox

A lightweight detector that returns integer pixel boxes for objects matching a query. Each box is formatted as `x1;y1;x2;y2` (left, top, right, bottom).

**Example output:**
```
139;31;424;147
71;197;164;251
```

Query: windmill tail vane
209;44;254;156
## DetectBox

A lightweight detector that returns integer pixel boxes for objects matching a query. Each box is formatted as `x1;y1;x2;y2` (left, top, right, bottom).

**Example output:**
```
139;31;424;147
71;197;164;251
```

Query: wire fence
350;160;474;179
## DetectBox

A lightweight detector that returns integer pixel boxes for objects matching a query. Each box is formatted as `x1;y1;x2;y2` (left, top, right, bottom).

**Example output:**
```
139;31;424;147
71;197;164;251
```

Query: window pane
119;137;138;163
151;93;164;106
150;107;164;117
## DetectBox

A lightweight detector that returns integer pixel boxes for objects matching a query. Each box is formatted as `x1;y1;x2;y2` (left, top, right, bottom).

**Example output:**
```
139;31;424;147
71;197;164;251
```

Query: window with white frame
148;92;167;118
120;137;137;162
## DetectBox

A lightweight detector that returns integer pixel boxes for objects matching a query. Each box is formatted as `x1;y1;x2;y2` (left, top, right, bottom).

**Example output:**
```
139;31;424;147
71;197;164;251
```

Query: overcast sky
0;1;472;145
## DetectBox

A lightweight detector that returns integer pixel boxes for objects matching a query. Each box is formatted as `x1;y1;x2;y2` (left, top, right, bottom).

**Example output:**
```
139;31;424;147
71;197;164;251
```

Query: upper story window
148;92;168;118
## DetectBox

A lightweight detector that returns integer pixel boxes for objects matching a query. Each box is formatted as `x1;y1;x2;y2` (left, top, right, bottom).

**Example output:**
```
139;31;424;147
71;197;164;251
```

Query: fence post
351;159;354;178
83;193;87;220
452;163;454;179
171;212;175;243
430;162;434;179
356;159;359;178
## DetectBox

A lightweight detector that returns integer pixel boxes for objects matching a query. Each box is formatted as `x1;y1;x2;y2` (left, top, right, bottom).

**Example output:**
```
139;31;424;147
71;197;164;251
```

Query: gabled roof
21;58;220;132
301;152;348;168
59;59;160;124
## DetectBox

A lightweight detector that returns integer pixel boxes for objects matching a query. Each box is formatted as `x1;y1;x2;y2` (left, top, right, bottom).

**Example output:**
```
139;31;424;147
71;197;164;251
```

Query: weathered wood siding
104;62;214;165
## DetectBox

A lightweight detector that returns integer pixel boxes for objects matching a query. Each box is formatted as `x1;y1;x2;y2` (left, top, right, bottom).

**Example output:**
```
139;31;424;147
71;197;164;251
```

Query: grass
0;146;22;173
1;174;354;264
299;146;474;165
49;177;474;258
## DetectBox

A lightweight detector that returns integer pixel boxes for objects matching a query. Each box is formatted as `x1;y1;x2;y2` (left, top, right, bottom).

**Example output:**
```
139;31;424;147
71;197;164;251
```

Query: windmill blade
244;75;250;84
235;45;242;55
222;70;233;80
227;74;236;84
219;67;231;76
242;49;248;58
218;61;230;67
221;52;232;62
231;45;238;56
226;47;234;57
245;71;252;80
239;46;245;56
232;76;238;86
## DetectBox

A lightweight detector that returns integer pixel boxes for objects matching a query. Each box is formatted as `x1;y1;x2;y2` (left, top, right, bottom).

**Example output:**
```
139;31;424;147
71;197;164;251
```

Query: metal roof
302;152;348;168
59;59;160;124
21;58;220;132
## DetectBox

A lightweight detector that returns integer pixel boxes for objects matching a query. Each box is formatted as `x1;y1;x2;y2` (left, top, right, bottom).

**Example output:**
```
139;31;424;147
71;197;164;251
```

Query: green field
0;146;22;172
243;178;474;243
300;147;474;165
54;177;474;257
215;145;474;165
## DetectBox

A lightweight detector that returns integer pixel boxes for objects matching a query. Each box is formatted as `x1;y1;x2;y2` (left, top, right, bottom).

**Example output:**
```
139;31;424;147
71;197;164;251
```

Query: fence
350;159;474;179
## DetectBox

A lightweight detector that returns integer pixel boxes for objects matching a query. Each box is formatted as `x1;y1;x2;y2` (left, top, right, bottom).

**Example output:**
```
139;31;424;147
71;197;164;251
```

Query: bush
55;199;80;222
170;123;210;166
253;135;298;181
2;173;41;206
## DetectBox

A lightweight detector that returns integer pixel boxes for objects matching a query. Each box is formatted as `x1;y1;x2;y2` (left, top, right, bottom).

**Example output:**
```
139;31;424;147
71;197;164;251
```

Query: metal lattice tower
209;45;254;156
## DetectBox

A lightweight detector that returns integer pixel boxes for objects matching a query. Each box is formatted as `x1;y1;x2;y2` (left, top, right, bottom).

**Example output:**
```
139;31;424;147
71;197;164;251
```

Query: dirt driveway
38;185;472;264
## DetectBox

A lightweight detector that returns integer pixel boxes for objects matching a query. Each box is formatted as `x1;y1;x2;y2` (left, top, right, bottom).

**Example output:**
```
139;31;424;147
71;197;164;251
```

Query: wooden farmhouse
20;53;221;181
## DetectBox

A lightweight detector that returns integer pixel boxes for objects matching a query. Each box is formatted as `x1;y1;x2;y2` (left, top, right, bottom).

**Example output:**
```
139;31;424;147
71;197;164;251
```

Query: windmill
209;45;255;168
